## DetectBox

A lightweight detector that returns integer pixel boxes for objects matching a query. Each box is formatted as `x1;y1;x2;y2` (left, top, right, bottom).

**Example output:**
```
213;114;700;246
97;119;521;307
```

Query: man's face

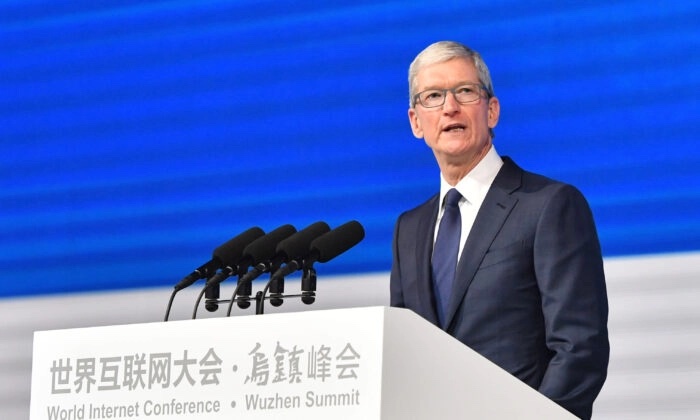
408;57;499;166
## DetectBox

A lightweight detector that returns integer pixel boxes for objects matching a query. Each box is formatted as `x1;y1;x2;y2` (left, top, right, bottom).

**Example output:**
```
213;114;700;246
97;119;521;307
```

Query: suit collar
415;194;441;325
489;156;523;194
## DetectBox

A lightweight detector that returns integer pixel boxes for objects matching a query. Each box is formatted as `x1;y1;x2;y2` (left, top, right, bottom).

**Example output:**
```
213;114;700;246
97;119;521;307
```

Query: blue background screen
1;0;698;297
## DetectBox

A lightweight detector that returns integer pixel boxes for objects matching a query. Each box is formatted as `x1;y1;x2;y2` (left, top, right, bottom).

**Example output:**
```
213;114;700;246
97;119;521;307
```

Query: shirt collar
438;145;503;207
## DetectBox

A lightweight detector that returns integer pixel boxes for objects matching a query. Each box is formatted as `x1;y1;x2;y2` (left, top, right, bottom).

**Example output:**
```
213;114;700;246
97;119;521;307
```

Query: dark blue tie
431;188;462;327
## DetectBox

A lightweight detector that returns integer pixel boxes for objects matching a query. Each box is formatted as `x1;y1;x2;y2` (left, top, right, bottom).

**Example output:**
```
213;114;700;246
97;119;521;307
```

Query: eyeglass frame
412;83;491;108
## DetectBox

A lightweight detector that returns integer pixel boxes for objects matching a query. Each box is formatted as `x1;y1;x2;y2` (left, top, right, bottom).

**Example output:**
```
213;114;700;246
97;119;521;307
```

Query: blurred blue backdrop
1;0;698;297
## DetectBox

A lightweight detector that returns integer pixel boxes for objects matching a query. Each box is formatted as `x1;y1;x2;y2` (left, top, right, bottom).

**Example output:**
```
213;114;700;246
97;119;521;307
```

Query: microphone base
237;297;252;309
269;294;284;307
301;292;316;305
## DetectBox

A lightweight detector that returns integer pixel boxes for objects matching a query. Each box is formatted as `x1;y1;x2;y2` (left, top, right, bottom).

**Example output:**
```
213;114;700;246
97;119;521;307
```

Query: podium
30;306;575;419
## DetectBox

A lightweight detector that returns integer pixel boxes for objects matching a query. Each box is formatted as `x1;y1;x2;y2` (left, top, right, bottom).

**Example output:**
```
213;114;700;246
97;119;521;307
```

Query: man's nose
442;91;461;113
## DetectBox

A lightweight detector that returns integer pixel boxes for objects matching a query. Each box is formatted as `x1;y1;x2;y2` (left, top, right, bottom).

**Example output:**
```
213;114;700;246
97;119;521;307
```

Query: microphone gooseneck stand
164;289;178;322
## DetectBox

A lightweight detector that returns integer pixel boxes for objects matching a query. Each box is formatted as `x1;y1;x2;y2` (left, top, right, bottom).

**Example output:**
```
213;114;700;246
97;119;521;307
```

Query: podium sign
31;308;381;420
30;307;575;419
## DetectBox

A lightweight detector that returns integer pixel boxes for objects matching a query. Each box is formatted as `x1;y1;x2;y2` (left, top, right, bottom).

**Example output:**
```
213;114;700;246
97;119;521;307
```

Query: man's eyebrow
418;81;480;91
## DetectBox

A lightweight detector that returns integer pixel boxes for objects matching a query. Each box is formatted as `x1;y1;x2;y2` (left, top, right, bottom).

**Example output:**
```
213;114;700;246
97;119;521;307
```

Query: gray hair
408;41;495;108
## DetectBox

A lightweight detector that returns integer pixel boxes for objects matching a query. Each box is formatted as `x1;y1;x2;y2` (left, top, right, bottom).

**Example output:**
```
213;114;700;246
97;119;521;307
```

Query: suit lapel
443;157;522;329
415;194;440;325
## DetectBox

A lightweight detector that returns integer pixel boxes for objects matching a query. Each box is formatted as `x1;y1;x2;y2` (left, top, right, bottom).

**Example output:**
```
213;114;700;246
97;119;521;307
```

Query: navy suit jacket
390;157;609;419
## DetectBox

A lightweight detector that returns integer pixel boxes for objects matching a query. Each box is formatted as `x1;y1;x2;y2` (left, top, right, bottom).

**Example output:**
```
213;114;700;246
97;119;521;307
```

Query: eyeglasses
413;83;488;108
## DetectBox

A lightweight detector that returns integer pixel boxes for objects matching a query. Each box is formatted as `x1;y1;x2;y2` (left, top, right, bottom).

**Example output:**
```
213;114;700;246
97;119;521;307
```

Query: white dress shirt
434;146;504;260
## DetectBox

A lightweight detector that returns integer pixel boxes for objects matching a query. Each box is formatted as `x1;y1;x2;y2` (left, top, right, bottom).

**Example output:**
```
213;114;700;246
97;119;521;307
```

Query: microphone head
310;220;365;263
212;227;265;267
242;224;297;265
276;221;330;261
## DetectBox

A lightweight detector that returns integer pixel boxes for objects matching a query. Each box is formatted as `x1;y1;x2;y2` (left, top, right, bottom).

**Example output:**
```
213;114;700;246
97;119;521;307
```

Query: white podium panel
30;306;574;419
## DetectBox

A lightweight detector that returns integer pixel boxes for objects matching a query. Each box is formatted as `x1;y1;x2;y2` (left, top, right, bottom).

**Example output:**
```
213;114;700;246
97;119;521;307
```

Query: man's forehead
415;58;478;89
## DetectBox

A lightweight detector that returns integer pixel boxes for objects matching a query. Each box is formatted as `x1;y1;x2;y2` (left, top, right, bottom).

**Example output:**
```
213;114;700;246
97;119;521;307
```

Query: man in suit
390;41;609;419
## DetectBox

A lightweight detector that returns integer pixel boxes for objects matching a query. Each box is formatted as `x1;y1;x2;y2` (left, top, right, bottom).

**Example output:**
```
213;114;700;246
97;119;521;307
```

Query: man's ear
488;96;500;129
408;108;424;138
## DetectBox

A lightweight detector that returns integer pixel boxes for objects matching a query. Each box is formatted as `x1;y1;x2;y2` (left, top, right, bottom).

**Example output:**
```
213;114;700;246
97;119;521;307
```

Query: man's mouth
443;123;466;132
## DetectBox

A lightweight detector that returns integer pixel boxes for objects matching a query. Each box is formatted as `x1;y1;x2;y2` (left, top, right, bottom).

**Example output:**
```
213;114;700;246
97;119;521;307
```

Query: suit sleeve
390;215;405;308
534;184;609;420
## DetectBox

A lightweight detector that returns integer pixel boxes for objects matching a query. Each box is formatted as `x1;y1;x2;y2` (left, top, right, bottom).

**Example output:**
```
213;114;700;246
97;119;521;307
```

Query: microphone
204;225;291;290
189;227;265;319
276;221;332;262
165;226;264;321
307;220;365;265
302;220;365;304
202;227;265;312
263;221;330;310
273;220;365;279
174;227;264;292
226;224;297;310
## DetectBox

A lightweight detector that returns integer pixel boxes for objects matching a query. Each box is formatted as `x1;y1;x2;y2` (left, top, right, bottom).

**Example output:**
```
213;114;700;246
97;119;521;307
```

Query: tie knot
444;188;462;208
